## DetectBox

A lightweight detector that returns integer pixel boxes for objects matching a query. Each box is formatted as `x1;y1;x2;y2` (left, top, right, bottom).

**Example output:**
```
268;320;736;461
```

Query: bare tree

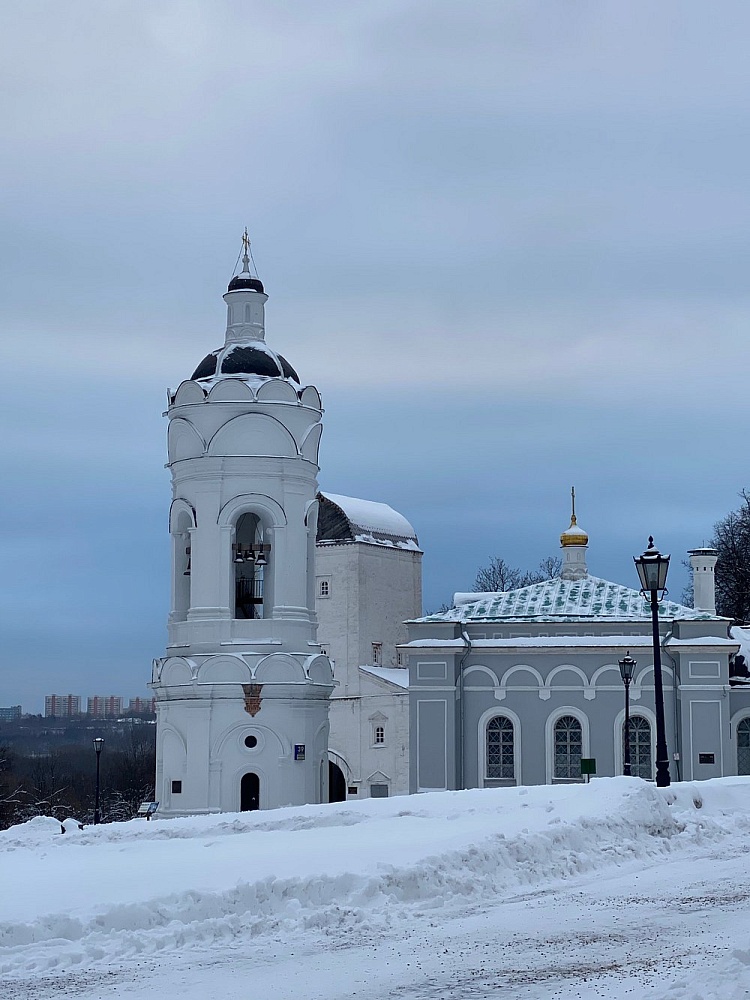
472;555;562;593
713;491;750;621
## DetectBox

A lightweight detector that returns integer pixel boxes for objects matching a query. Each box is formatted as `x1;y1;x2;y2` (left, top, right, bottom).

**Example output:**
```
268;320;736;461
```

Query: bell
255;549;268;567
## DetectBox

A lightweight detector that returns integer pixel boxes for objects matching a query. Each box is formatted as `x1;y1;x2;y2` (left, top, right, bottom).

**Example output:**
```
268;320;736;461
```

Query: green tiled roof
419;575;714;624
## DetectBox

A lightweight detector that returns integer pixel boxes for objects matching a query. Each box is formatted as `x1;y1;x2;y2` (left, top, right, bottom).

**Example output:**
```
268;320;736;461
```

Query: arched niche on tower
207;412;298;458
256;380;299;403
168;418;206;463
299;386;322;410
169;501;196;621
172;381;206;406
206;379;256;403
305;654;334;685
196;655;251;684
300;424;323;465
255;653;307;683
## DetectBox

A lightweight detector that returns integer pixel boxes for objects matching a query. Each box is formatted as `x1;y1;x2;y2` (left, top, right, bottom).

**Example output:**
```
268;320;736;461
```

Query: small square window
372;642;382;665
318;578;331;598
171;780;182;794
370;783;389;798
347;786;358;795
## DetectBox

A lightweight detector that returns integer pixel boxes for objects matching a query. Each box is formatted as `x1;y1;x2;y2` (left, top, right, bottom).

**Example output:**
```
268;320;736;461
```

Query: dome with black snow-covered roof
191;342;299;382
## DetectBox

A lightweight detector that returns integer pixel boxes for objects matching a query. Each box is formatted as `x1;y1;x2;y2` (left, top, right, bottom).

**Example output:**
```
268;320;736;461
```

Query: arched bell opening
233;512;271;619
171;511;193;621
240;772;260;811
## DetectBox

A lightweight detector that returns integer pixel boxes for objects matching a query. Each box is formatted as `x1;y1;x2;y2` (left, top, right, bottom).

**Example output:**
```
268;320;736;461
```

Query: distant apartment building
128;697;156;714
45;694;81;718
87;696;123;719
0;705;22;722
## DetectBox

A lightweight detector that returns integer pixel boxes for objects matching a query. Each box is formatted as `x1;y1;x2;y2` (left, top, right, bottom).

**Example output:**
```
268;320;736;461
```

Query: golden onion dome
560;513;589;547
560;487;588;547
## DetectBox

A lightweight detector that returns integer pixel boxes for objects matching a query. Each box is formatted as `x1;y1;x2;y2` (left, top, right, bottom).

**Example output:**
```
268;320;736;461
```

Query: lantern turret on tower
560;487;589;581
151;237;334;817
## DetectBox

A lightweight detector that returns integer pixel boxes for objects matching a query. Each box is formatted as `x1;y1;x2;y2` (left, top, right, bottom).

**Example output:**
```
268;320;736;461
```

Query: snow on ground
3;778;750;998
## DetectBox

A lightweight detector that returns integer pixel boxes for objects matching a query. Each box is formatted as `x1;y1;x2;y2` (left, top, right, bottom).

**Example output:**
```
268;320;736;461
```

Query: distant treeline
0;720;155;830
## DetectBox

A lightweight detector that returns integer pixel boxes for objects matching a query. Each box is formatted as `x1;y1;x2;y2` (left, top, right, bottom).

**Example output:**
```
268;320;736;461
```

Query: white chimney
688;547;718;614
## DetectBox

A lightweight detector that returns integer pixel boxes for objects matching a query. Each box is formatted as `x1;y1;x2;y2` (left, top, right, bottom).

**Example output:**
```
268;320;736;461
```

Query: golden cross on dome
240;228;251;272
571;486;577;525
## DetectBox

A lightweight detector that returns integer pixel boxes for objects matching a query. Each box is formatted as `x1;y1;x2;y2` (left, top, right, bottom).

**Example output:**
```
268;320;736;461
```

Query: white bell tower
151;234;334;817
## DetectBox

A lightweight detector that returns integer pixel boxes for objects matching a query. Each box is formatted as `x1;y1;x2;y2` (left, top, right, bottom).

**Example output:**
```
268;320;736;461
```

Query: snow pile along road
1;777;749;986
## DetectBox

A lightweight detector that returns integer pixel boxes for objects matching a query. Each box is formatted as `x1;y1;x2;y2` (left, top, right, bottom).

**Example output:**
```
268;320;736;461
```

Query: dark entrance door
240;772;260;811
329;761;346;803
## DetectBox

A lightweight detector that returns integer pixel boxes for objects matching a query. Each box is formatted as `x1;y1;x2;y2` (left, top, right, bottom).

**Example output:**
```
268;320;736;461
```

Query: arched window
738;717;750;775
233;513;267;619
486;715;515;780
374;725;385;745
554;715;583;781
627;715;653;780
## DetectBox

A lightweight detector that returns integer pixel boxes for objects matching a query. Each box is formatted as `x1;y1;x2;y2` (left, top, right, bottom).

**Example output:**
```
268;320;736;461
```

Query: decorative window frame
477;706;521;786
545;707;590;784
612;706;657;777
370;711;387;748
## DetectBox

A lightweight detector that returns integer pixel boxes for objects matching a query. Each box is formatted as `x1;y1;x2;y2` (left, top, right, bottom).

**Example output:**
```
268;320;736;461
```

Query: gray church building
405;504;750;791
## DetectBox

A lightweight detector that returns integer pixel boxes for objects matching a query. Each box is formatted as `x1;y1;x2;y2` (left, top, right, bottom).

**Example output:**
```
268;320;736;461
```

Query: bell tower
151;235;334;816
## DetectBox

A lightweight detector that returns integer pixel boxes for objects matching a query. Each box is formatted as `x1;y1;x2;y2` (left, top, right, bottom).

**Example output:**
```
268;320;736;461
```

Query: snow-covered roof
404;635;738;650
317;492;420;551
359;665;410;688
418;575;718;624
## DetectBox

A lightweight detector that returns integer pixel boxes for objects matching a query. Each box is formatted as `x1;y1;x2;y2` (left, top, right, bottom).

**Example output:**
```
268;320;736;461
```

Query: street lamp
618;652;636;776
633;536;671;787
93;737;105;824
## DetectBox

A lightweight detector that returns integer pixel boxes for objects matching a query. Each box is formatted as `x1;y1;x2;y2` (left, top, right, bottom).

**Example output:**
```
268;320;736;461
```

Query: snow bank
2;778;749;982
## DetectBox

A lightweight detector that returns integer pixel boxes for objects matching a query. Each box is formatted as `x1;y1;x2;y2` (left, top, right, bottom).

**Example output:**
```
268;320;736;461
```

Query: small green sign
580;758;596;775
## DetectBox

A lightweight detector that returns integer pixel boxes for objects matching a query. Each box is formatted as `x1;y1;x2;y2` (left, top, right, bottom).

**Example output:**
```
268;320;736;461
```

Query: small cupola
560;487;588;580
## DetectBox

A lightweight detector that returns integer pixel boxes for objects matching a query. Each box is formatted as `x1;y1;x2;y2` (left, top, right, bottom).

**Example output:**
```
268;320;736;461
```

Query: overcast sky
1;1;749;712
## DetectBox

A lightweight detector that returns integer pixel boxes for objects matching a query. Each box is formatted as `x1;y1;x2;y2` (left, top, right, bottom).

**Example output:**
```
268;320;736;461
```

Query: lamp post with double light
93;737;105;824
618;652;636;777
633;537;671;788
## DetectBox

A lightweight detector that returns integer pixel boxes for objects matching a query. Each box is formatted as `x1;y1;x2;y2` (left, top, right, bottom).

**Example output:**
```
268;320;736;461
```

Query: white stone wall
316;540;421;797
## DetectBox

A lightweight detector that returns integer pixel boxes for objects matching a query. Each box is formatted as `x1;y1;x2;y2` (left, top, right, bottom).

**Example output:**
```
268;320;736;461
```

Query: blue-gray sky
1;2;749;711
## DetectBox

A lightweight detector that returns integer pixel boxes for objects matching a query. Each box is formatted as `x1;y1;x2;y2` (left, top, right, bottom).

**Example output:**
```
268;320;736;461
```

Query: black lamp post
633;537;671;787
618;652;636;776
93;737;105;824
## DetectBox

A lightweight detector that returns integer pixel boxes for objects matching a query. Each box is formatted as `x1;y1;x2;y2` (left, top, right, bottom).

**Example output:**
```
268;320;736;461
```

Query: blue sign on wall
294;744;306;760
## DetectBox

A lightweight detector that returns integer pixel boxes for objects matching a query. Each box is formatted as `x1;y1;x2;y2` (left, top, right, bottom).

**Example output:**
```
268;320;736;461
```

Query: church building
150;240;421;816
150;238;335;817
406;500;750;791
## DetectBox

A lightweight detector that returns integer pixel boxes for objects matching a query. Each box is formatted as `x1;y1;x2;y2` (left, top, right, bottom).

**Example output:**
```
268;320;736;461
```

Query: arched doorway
240;772;260;811
328;761;346;802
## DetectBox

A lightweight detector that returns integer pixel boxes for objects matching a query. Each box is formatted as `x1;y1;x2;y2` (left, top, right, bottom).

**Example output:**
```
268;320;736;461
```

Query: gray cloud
1;1;748;708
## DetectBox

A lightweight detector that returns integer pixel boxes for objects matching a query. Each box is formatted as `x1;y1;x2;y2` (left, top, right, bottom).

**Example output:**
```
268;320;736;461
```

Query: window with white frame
626;715;652;780
553;715;583;780
371;717;387;746
397;650;405;666
372;643;382;665
317;578;331;598
486;715;514;780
